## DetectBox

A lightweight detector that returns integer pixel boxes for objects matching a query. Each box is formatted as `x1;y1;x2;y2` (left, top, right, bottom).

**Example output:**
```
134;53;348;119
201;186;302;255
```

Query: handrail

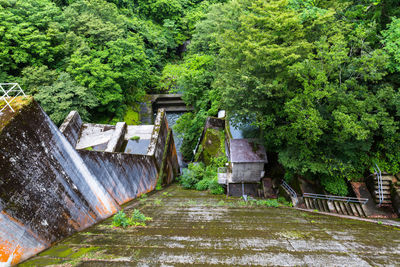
281;180;298;199
303;193;368;205
0;83;26;113
373;163;383;206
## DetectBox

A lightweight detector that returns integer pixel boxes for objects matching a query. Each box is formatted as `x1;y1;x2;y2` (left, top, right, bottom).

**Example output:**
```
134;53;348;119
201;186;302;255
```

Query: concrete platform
21;184;400;266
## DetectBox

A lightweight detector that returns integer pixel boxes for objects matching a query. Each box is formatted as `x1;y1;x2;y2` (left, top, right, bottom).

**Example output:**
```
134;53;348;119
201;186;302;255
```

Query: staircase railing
281;180;298;205
303;193;368;205
373;163;383;206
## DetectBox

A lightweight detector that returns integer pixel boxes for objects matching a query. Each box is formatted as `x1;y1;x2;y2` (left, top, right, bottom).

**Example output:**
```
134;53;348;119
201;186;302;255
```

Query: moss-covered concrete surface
0;96;32;132
21;184;400;266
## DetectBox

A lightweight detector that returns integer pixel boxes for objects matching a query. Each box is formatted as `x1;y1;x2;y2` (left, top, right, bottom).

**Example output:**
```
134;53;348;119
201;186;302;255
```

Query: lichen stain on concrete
21;184;400;266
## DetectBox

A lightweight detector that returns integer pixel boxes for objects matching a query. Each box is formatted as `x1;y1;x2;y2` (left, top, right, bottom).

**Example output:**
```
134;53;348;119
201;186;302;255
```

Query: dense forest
1;0;400;195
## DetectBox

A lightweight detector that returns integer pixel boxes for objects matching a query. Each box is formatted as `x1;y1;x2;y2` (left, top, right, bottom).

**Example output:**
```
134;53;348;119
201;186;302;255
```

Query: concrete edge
105;122;127;152
293;207;400;228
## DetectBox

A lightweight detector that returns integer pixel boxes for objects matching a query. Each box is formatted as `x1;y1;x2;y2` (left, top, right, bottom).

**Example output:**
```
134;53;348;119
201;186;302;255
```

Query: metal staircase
281;180;299;206
303;193;368;217
372;166;392;206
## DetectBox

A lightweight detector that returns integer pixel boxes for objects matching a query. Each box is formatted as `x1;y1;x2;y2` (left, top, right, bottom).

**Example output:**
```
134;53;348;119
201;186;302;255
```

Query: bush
209;178;224;195
320;175;348;196
111;209;152;228
195;179;211;191
178;161;226;195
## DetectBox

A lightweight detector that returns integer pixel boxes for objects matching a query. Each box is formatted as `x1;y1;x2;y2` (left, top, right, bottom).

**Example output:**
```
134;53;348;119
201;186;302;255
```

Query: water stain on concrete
21;184;400;266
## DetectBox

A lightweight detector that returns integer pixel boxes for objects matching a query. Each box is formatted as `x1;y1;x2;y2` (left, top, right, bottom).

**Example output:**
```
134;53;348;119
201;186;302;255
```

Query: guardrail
373;163;383;206
281;180;298;199
303;193;368;205
0;83;26;113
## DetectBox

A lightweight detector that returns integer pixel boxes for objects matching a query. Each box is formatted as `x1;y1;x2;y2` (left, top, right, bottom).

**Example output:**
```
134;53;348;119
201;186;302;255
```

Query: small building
219;139;268;197
230;139;267;183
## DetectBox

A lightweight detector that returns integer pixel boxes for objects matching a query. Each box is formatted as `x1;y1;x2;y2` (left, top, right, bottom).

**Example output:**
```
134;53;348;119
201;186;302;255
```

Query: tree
0;0;64;76
35;72;97;125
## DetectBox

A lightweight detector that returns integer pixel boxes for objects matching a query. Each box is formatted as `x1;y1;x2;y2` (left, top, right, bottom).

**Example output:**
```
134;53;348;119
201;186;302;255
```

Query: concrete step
304;198;312;209
355;203;367;217
342;202;352;216
333;201;341;214
373;190;391;196
348;203;360;217
336;202;347;215
163;106;194;112
374;181;391;186
373;184;391;190
155;100;187;106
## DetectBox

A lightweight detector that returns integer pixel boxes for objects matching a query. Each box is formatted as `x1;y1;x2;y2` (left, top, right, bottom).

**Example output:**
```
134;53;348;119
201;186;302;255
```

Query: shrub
195;179;211;191
112;210;131;228
209;179;224;195
131;136;140;141
320;175;348;196
111;209;152;228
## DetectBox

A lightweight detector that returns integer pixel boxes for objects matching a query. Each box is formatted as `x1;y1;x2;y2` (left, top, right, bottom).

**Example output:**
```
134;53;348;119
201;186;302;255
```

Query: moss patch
198;128;225;165
124;105;140;125
0;96;33;133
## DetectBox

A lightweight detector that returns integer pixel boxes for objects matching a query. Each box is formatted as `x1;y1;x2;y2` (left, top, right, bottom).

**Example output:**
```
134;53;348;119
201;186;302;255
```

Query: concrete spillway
0;97;179;265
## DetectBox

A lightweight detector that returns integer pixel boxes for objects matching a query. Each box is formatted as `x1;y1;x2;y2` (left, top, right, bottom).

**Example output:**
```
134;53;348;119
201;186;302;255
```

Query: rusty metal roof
230;139;268;163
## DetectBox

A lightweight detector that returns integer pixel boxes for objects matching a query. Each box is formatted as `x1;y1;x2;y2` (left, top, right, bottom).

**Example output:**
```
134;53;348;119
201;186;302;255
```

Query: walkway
22;184;400;266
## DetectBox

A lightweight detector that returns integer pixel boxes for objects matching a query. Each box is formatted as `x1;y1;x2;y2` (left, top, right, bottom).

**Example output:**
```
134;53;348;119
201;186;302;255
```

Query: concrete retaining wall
59;110;82;147
0;100;118;265
148;109;168;169
0;101;180;265
78;151;159;205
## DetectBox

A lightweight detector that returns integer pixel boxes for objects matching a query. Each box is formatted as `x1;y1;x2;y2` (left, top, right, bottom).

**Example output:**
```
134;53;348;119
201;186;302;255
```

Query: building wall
231;162;264;183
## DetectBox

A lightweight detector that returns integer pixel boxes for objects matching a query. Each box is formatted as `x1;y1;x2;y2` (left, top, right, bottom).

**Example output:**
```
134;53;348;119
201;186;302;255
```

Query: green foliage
123;106;140;125
320;175;349;196
173;111;207;160
111;209;152;228
209;179;224;195
241;197;292;207
382;18;400;73
35;72;97;125
131;136;141;141
1;0;216;123
111;210;131;228
178;157;226;195
175;0;400;195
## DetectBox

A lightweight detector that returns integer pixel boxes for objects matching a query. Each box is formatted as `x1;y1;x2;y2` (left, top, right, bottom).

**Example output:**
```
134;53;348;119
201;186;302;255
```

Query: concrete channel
21;184;400;266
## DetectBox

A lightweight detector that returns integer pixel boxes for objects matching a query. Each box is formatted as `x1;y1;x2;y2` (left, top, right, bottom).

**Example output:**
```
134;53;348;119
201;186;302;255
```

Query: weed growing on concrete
112;209;152;228
131;136;140;141
217;200;225;206
139;194;148;203
153;199;162;206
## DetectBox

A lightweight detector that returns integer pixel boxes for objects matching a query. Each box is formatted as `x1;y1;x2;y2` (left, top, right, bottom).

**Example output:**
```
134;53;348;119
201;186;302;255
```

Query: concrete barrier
59;110;82;148
0;98;119;265
0;100;180;265
78;151;159;205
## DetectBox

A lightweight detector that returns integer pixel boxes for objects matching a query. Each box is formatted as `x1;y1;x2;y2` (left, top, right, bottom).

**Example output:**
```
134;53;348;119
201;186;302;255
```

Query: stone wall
0;100;118;265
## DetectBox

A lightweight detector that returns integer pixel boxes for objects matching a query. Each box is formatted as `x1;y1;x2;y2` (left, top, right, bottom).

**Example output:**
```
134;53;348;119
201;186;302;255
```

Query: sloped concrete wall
0;100;119;265
78;151;159;205
59;110;82;147
148;108;168;169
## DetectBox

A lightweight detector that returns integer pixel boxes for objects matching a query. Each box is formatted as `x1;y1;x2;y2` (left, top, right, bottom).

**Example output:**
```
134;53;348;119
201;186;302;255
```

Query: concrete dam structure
0;97;179;265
